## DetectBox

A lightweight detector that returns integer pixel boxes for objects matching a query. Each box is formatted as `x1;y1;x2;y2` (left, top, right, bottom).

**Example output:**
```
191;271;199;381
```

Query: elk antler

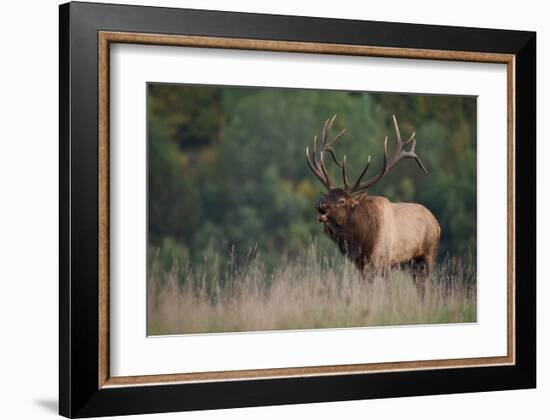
305;115;349;191
347;114;428;195
306;114;427;194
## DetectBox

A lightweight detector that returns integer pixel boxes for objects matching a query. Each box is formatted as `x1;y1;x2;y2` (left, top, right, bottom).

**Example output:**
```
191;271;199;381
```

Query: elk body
305;115;440;293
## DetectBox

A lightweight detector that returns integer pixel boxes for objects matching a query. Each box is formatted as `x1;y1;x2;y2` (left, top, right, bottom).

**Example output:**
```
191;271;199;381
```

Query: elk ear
350;192;367;208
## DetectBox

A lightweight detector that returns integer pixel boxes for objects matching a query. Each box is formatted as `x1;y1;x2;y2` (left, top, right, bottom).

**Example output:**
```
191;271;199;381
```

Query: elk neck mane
333;195;382;260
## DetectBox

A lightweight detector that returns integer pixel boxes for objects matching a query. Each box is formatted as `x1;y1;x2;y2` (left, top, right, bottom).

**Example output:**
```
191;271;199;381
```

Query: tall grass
147;245;476;335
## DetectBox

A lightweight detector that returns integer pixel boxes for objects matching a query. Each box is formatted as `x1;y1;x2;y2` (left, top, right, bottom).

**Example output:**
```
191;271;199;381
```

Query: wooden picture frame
59;1;536;417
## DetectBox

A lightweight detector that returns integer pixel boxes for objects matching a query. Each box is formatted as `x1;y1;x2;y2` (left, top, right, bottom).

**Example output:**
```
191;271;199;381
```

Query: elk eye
337;198;346;206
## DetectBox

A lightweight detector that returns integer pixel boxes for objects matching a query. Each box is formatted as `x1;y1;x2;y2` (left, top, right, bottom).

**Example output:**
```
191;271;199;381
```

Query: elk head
306;114;428;226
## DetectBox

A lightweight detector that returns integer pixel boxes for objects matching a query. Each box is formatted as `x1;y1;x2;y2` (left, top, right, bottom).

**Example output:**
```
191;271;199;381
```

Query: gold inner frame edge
98;31;516;388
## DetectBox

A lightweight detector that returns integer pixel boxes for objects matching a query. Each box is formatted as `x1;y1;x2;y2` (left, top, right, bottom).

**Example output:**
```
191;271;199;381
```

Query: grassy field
147;247;476;336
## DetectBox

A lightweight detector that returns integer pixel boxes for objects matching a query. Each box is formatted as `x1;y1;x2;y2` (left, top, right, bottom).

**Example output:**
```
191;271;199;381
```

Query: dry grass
147;246;476;335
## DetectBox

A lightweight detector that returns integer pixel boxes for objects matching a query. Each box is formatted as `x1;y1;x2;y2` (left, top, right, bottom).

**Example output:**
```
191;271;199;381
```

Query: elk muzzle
316;199;329;223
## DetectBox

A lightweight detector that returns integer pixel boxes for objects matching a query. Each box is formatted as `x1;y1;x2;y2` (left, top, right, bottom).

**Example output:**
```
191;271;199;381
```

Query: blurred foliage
147;83;476;274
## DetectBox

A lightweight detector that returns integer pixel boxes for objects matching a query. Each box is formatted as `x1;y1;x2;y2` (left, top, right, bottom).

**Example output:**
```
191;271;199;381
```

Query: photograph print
146;83;477;336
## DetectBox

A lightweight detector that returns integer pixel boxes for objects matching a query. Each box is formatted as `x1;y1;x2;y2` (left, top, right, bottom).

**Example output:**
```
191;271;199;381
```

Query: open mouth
316;205;329;223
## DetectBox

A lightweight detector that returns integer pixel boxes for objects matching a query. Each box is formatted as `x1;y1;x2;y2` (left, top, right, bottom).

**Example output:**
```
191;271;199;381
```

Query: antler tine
341;155;350;191
350;154;372;192
408;137;428;173
325;128;350;190
403;131;415;146
392;114;402;146
322;115;347;166
325;128;346;166
320;119;328;147
306;146;331;190
319;151;334;188
321;116;334;148
327;128;346;148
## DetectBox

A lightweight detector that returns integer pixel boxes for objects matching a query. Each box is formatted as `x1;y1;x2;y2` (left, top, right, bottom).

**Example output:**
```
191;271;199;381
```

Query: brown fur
316;189;440;293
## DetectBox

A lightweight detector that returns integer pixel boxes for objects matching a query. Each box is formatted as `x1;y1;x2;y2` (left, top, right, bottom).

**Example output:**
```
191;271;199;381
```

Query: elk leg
410;258;427;300
362;269;375;284
367;260;392;298
424;253;435;276
355;256;375;284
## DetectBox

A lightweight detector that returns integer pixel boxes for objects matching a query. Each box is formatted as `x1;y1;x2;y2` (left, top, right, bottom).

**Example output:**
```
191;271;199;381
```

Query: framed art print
59;2;536;417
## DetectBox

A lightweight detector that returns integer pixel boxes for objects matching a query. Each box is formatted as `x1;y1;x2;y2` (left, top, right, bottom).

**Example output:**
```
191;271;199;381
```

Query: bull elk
305;115;440;294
